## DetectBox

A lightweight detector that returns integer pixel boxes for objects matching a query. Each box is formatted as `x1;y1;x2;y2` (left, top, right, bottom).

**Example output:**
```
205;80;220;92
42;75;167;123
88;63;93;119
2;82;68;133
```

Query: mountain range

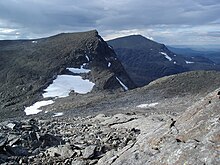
108;35;220;86
0;30;219;164
167;46;220;64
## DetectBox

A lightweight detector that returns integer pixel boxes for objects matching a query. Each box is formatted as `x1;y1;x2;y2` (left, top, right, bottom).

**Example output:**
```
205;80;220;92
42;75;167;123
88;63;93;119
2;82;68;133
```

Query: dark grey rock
0;136;7;147
39;133;63;148
5;146;29;156
0;154;8;163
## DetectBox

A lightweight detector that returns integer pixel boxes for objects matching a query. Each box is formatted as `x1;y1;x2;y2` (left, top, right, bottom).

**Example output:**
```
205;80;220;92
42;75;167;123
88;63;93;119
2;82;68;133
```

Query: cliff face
0;30;136;118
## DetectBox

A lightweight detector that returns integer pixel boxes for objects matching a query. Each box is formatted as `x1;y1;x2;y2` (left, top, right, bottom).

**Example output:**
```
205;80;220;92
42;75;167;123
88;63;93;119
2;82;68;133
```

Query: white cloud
0;28;16;34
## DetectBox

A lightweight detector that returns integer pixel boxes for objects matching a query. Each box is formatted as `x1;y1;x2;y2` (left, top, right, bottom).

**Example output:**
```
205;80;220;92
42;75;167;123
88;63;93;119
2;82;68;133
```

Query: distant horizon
0;30;219;50
167;44;220;50
104;33;220;49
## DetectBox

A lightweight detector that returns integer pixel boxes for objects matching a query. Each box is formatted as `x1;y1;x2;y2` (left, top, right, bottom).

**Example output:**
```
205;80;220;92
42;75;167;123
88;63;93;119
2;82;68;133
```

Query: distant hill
167;46;220;64
108;35;220;86
0;30;136;119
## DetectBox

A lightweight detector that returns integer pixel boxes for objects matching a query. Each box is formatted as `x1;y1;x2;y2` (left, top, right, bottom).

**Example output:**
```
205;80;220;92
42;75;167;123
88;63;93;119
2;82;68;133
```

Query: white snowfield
24;100;54;115
43;75;95;98
185;60;195;64
25;63;95;115
116;77;128;91
137;102;159;108
160;52;172;61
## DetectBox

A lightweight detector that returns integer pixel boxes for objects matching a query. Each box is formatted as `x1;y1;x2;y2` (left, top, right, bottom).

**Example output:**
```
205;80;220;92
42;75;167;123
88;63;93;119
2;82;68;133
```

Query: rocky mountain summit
0;30;135;119
0;86;219;164
108;35;220;86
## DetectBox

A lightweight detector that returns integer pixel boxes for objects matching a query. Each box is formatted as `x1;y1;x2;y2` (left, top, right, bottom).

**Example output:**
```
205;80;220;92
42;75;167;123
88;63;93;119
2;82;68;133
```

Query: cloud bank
0;0;219;45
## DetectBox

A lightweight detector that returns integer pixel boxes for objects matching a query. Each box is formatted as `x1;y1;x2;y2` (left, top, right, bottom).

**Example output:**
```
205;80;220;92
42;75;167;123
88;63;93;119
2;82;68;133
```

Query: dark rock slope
107;35;220;86
0;30;136;119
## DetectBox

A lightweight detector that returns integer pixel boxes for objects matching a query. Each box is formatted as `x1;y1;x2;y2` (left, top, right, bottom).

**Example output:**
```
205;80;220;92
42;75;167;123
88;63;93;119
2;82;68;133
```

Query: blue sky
0;0;219;46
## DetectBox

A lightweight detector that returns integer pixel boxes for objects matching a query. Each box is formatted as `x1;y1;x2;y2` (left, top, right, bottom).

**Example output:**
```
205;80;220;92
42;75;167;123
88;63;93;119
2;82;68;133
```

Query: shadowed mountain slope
108;35;220;86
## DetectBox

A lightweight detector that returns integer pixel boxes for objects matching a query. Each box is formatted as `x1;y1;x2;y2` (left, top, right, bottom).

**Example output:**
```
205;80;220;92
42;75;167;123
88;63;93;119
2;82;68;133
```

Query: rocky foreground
0;88;219;165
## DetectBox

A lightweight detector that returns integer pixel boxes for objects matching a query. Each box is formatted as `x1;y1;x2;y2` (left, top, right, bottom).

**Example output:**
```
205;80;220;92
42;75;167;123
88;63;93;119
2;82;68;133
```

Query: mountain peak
0;30;136;119
107;34;220;87
108;34;161;50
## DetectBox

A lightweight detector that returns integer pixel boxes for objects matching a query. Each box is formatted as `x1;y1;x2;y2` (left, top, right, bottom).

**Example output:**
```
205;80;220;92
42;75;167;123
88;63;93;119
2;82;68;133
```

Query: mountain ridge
0;30;136;119
107;35;220;86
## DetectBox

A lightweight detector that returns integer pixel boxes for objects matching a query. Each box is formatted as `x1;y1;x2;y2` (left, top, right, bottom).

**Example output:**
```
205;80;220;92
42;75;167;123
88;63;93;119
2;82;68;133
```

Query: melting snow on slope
25;62;95;115
85;55;90;62
116;77;128;91
53;112;64;117
160;52;172;61
67;65;91;74
137;102;159;108
185;60;195;64
43;75;95;98
108;45;113;50
24;100;54;115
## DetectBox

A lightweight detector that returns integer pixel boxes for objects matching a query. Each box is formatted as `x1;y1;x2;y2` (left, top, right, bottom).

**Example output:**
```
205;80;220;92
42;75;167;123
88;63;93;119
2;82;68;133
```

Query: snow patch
43;75;95;98
32;41;37;43
53;112;64;117
137;102;159;108
174;61;177;64
85;55;90;62
67;65;91;74
146;36;154;40
160;52;172;61
185;60;195;64
26;62;95;115
116;77;128;91
108;62;111;67
24;100;54;115
108;45;113;50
